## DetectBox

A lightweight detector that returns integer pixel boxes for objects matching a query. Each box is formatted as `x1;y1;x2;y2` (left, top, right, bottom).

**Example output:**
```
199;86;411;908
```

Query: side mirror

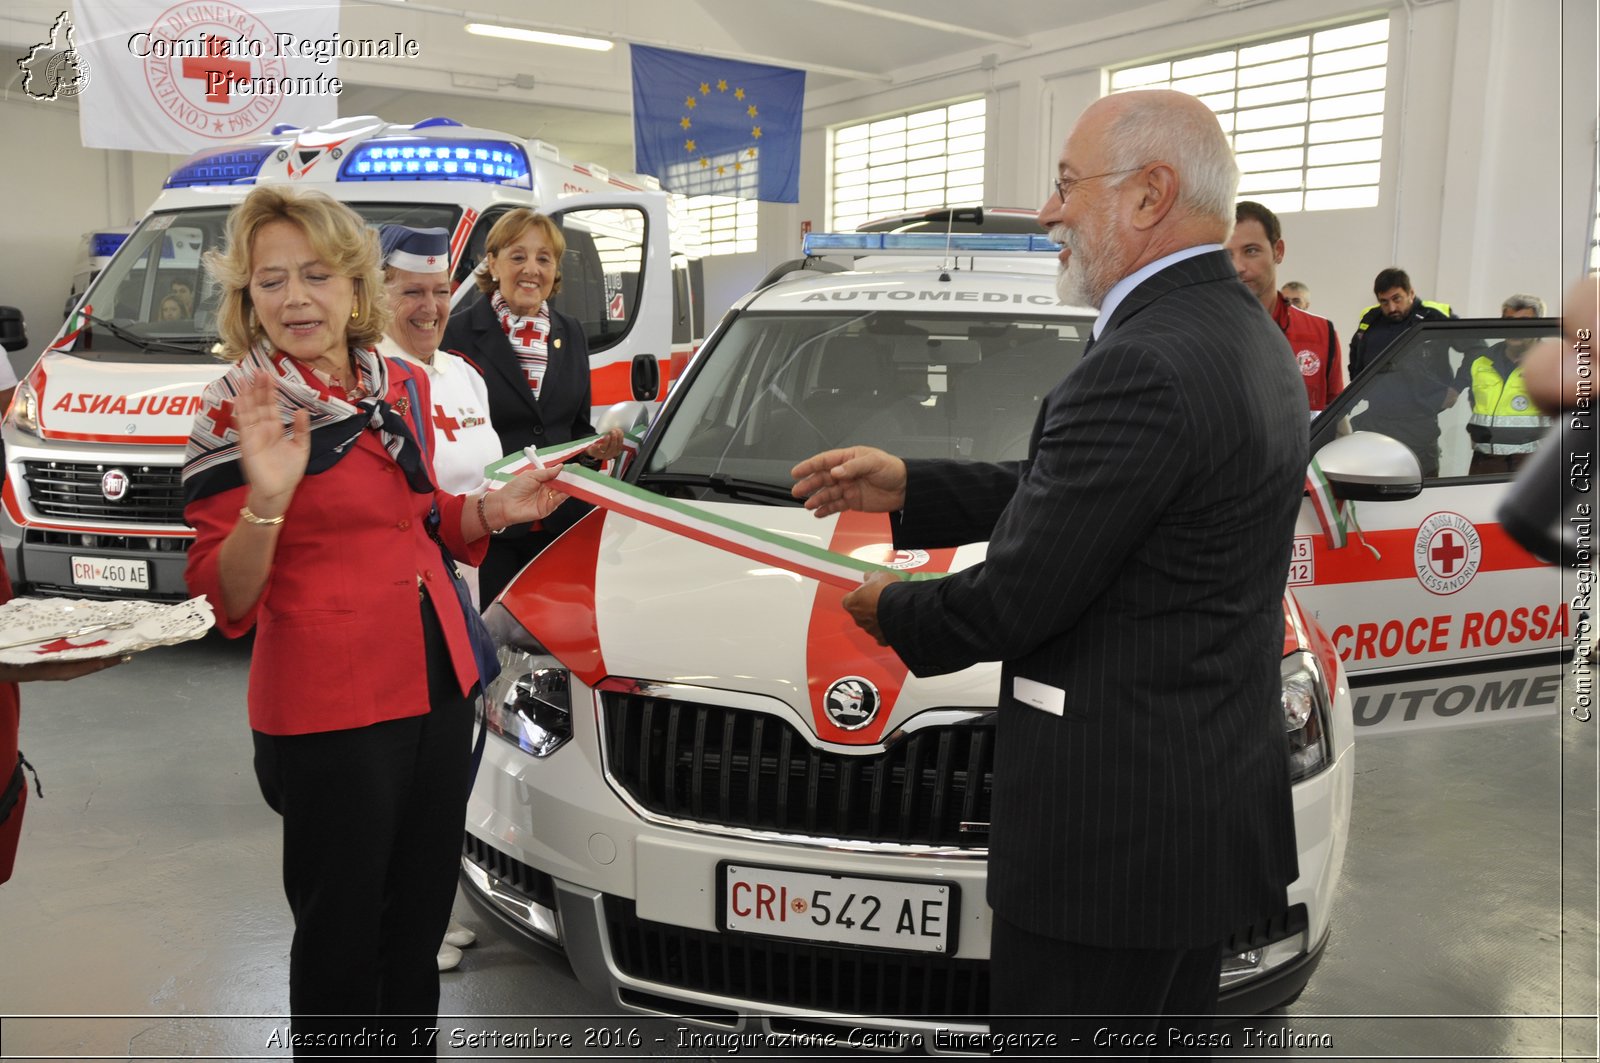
0;307;26;353
595;401;650;437
630;353;660;402
1313;430;1422;501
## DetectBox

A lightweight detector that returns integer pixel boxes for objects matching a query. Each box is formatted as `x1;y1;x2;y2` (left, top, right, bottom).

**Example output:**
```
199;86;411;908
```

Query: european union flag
631;44;805;203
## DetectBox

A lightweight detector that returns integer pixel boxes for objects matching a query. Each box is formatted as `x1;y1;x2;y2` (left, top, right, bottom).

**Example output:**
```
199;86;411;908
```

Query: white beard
1051;213;1118;309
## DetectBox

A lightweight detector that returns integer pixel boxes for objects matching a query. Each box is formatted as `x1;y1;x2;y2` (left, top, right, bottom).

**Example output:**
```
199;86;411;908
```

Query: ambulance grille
604;896;988;1018
20;462;186;525
600;694;993;848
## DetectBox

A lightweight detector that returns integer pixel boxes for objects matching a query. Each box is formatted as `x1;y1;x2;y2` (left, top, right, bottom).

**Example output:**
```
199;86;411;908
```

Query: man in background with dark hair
1348;267;1456;377
1347;268;1460;477
1227;201;1344;412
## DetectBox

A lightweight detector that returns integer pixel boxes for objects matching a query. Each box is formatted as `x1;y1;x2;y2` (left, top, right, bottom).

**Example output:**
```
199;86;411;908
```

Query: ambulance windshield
78;202;459;352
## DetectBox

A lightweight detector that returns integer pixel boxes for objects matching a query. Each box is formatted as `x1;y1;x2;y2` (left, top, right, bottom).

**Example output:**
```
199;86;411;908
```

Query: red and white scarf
182;340;434;506
491;290;551;397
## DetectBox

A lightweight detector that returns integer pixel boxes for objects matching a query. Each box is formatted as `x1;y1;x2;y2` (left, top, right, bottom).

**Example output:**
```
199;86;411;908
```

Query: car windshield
645;310;1092;493
78;201;460;352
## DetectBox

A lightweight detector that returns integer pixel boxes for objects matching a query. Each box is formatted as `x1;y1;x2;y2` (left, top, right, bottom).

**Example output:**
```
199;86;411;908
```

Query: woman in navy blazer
182;187;567;1057
442;208;622;605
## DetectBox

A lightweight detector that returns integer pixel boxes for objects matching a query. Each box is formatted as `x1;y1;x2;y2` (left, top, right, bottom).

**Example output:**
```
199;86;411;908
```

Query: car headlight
480;604;574;758
1281;650;1334;781
8;379;39;435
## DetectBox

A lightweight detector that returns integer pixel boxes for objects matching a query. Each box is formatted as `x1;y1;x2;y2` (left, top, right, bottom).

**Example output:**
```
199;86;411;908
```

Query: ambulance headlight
8;379;39;435
480;607;574;759
1281;651;1333;781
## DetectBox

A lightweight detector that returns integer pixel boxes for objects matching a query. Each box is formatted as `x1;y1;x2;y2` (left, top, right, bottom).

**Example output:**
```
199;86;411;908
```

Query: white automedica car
463;231;1358;1038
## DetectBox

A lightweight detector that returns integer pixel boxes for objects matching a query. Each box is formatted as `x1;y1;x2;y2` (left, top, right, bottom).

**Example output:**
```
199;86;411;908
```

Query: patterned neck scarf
182;339;434;506
491;289;551;397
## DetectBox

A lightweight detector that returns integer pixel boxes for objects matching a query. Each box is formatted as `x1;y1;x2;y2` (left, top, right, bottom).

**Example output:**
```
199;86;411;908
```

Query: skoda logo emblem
100;468;130;502
824;676;880;731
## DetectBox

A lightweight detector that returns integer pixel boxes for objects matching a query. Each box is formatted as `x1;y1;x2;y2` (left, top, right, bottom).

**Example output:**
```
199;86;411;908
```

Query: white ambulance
2;114;704;601
464;232;1358;1037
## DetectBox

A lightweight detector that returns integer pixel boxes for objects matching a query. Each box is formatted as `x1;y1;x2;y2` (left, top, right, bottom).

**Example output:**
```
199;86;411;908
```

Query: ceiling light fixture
465;23;614;52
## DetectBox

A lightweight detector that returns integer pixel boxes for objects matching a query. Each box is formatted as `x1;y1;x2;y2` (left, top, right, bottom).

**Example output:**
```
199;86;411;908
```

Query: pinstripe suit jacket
877;249;1308;949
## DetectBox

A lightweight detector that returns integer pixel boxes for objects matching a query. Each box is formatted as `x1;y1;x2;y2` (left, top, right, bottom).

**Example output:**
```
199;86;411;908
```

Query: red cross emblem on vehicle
1413;512;1482;595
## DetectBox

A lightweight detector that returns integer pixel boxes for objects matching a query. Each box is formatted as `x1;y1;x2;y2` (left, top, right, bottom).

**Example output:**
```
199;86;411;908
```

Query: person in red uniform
182;186;569;1057
0;566;124;886
1227;200;1345;413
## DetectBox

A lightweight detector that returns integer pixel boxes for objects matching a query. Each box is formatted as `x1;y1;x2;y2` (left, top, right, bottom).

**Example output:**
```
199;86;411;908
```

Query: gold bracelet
475;492;502;536
239;506;285;527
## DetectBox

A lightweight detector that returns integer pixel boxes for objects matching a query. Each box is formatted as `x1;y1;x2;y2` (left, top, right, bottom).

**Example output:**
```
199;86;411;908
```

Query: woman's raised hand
235;373;310;520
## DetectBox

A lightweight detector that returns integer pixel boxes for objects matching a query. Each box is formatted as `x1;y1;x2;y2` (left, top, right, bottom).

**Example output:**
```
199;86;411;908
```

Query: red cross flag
72;0;338;153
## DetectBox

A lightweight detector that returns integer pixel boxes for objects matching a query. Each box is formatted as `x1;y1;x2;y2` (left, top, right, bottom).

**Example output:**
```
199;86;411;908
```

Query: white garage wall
0;93;184;371
788;0;1593;340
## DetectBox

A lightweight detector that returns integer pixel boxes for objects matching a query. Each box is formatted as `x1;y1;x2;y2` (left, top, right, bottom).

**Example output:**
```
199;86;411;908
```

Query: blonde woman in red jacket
183;186;566;1058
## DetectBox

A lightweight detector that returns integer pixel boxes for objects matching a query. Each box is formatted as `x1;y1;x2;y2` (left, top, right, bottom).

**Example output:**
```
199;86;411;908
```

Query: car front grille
604;896;988;1019
21;461;186;525
600;692;993;847
461;832;557;910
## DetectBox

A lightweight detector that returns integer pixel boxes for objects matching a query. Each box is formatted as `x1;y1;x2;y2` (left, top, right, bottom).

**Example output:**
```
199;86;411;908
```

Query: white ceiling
5;0;1159;172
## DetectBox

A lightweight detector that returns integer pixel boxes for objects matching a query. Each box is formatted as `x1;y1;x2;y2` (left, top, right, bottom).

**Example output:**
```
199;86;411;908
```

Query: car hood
499;496;1317;748
498;499;996;747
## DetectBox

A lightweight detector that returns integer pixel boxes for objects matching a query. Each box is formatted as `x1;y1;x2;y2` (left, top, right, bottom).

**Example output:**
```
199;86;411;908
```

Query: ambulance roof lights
89;231;131;258
412;117;463;129
338;138;532;187
270;123;302;135
801;232;1061;256
163;145;277;188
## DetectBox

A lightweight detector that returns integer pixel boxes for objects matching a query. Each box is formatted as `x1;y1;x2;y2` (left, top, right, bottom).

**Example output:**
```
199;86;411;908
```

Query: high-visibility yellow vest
1467;356;1549;454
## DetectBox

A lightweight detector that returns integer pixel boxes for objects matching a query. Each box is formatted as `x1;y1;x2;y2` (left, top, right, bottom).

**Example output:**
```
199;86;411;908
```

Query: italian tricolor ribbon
1305;457;1380;560
51;303;90;350
486;436;945;590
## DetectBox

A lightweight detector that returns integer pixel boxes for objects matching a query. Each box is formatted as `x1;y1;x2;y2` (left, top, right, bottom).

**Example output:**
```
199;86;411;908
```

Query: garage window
686;194;757;256
1109;17;1389;213
829;99;986;233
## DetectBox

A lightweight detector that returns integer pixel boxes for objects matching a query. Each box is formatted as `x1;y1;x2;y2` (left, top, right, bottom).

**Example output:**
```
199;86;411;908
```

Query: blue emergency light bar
338;138;531;187
802;232;1062;256
164;145;278;188
89;231;130;258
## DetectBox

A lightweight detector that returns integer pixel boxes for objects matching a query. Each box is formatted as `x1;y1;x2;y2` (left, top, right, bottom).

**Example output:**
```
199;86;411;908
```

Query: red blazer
184;369;488;736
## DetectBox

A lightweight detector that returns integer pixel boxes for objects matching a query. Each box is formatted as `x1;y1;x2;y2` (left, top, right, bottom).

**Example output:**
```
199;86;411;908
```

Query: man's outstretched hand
791;446;907;518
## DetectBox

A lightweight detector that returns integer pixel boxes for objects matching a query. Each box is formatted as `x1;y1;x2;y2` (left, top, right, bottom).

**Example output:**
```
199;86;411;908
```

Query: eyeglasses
1049;167;1146;201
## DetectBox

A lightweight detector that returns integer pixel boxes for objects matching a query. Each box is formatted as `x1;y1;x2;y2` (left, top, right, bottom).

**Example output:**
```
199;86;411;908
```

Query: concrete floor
0;630;1594;1061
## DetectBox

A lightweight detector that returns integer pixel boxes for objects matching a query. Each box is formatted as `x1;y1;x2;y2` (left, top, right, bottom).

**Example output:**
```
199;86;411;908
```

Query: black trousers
988;913;1223;1059
252;593;475;1059
477;535;546;611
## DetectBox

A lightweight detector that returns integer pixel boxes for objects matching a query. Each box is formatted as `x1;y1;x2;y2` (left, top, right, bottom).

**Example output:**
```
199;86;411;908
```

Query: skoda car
461;232;1356;1039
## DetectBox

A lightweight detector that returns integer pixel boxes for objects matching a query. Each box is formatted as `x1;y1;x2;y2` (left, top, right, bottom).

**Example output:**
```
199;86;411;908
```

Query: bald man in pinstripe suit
793;90;1307;1055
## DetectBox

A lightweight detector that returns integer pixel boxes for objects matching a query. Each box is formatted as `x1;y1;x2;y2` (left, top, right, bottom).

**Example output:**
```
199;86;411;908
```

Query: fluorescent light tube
465;23;613;51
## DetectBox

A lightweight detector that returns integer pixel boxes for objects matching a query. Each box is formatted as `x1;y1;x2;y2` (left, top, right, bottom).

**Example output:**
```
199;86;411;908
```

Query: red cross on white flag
72;0;338;153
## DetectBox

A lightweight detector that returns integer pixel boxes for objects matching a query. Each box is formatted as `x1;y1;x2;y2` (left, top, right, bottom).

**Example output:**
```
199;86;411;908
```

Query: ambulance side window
1333;320;1559;482
671;256;704;346
455;206;517;289
549;207;646;354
